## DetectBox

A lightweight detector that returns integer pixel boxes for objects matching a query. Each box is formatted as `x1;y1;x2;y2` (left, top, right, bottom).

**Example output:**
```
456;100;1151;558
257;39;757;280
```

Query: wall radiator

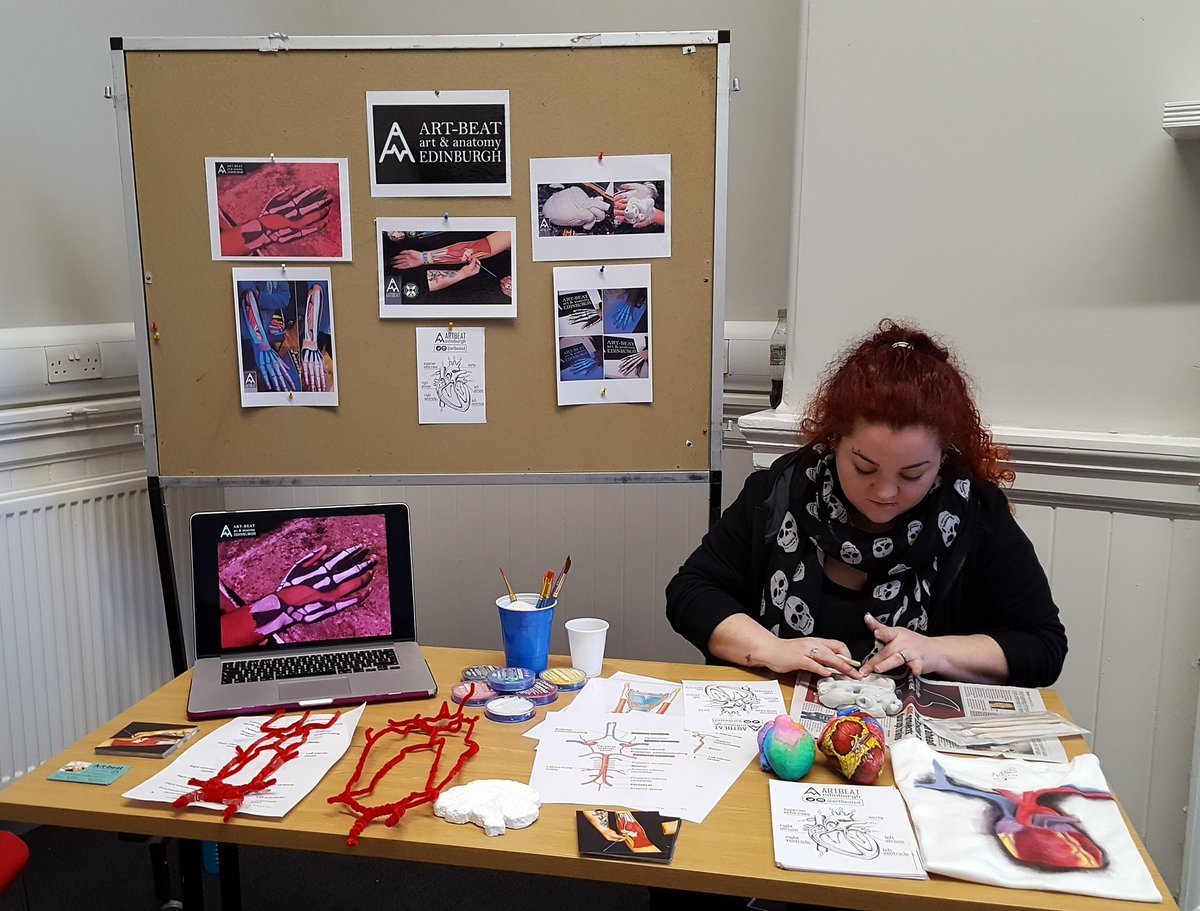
0;473;172;786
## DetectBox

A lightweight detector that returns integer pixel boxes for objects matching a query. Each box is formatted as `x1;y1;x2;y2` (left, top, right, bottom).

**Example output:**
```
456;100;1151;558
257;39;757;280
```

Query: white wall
791;0;1200;438
0;0;799;328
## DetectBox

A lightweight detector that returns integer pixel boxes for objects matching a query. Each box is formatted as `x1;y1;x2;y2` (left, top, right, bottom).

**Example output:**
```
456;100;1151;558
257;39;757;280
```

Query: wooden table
0;647;1179;910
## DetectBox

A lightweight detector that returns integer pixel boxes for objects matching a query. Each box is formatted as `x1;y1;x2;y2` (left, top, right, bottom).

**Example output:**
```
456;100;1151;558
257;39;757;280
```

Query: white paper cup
565;617;609;677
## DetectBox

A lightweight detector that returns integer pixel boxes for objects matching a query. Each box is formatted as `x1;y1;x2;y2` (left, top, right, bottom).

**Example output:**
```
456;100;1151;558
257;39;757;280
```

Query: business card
49;760;131;785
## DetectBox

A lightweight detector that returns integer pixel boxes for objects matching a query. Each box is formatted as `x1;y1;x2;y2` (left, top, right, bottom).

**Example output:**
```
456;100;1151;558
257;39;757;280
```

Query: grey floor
0;824;656;911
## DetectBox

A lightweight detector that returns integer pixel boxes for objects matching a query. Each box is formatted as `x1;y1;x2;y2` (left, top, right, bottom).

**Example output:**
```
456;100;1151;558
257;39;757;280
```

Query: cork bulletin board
115;34;728;480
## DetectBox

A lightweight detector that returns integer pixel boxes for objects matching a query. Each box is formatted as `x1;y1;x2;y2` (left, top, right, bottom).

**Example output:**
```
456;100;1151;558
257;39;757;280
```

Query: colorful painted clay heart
757;714;816;780
818;709;886;785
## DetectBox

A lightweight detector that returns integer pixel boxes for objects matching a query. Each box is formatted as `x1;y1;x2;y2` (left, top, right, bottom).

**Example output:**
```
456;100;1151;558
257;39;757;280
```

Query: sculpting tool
962;712;1066;731
498;566;518;604
965;726;1081;743
582;181;617;201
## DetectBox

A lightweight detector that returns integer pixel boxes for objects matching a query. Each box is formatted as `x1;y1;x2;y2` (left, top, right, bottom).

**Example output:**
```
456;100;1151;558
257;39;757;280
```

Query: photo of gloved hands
209;159;348;260
220;544;377;648
220;185;332;257
236;276;335;397
379;221;516;315
602;287;649;335
559;337;604;382
556;285;651;385
537;179;666;237
217;515;390;649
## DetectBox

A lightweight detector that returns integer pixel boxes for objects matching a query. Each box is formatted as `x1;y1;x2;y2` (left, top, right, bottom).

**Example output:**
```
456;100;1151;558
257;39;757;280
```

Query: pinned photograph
205;158;350;261
530;154;670;261
232;266;339;408
553;264;652;406
378;217;516;319
559;336;603;383
416;326;486;425
603;334;649;380
367;90;511;197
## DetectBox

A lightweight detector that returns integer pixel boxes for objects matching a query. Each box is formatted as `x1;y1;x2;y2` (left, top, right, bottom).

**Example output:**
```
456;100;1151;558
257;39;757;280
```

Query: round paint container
484;695;537;724
487;667;536;693
461;664;504;683
538;667;587;691
513;679;559;706
451;681;496;706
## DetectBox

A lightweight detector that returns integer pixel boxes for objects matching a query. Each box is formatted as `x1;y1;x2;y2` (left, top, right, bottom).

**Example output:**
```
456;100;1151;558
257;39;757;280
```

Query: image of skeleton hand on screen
215;515;389;649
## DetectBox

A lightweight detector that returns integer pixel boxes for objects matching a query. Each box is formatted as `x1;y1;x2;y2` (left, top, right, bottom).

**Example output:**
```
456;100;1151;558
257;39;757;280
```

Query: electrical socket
45;343;102;383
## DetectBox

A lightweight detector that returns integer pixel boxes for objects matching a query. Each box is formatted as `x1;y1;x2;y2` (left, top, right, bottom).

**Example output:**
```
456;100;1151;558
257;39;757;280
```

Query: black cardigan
665;451;1068;688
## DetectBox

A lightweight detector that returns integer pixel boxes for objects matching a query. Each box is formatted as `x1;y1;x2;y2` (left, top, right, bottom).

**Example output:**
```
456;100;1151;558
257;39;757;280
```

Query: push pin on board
599;265;605;275
598;151;604;162
288;391;294;400
281;263;287;274
601;387;607;397
447;321;454;332
270;152;276;163
151;321;160;341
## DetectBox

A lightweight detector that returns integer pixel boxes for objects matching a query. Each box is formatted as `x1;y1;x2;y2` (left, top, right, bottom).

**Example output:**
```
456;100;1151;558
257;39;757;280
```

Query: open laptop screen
191;503;415;658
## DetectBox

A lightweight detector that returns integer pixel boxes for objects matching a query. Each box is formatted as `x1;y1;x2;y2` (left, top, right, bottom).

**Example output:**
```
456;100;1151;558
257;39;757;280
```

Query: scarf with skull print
760;444;972;654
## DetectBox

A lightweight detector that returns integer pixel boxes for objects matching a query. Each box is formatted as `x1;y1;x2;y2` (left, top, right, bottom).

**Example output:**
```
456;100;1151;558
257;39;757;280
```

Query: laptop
186;502;437;720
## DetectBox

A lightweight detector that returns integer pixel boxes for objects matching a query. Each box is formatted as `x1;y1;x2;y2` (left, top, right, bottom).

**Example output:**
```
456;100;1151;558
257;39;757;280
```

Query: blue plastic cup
496;593;556;674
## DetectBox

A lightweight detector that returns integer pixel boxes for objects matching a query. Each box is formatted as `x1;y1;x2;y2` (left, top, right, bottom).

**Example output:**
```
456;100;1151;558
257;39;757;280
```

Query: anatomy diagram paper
528;710;757;823
523;672;684;742
768;780;927;879
415;326;486;423
682;679;787;738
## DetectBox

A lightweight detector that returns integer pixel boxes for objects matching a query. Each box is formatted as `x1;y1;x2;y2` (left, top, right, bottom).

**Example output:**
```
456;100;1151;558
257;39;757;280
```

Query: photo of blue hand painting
602;287;648;335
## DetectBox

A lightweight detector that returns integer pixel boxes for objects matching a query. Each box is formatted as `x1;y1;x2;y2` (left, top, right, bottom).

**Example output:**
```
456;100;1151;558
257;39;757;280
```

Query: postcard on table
95;722;199;759
577;809;681;864
49;761;131;786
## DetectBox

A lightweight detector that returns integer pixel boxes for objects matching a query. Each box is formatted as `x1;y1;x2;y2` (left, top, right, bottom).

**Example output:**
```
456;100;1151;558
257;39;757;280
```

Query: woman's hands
707;614;862;677
859;614;937;676
858;614;1010;683
791;639;863;678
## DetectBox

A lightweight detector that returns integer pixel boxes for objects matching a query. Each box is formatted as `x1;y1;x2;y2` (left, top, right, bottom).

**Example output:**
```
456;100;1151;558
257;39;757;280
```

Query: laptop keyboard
221;648;399;685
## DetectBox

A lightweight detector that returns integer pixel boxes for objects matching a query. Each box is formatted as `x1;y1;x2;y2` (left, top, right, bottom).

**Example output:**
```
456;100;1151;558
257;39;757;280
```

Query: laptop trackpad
279;678;352;703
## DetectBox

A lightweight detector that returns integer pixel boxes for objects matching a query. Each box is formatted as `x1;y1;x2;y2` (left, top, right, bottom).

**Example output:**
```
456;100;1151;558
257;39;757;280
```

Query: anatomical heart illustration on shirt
891;739;1161;902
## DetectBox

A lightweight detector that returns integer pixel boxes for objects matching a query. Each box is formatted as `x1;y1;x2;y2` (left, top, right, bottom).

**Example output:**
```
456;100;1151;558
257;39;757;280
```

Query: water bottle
769;308;787;409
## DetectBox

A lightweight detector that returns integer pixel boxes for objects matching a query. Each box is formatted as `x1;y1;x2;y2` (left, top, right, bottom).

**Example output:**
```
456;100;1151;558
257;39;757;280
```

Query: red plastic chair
0;830;30;905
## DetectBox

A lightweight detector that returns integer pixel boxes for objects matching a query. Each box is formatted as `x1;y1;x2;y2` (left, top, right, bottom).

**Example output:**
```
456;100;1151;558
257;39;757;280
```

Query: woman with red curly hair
666;320;1066;687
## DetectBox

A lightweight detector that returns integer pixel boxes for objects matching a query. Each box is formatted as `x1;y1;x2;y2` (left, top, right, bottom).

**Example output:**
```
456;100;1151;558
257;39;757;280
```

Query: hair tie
892;341;912;349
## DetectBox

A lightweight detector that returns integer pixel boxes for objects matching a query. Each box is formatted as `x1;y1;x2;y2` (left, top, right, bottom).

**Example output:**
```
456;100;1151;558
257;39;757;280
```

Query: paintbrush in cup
498;566;518;603
551;555;572;598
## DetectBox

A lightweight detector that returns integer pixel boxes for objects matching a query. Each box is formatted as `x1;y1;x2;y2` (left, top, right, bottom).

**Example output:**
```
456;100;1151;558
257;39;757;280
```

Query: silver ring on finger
809;646;821;657
899;649;911;662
